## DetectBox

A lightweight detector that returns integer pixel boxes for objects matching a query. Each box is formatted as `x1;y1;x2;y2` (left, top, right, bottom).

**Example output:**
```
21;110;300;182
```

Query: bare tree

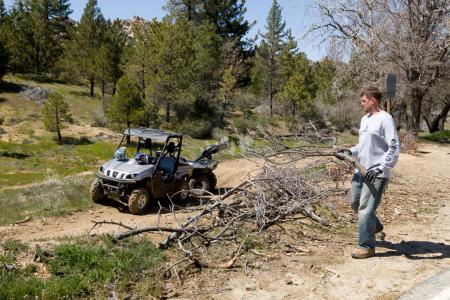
312;0;450;134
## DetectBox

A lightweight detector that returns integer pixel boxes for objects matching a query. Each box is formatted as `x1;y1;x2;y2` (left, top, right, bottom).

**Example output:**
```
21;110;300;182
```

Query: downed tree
91;122;360;274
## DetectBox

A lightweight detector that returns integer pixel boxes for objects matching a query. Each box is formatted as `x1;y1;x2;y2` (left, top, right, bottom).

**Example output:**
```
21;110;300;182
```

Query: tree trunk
166;102;171;123
126;121;131;144
55;108;61;143
112;80;117;96
292;101;296;120
269;78;273;118
140;65;146;100
407;87;425;134
35;47;40;75
90;76;95;97
424;101;450;133
101;79;105;98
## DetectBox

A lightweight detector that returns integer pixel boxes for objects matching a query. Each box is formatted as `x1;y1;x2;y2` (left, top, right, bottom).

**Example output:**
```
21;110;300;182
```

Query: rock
19;86;52;105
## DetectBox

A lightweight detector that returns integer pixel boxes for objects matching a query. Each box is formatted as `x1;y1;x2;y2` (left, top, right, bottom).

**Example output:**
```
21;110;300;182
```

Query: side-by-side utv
90;128;226;214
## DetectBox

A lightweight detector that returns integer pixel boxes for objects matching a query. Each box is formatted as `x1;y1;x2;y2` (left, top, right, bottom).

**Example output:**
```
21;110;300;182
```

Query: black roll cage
116;130;183;175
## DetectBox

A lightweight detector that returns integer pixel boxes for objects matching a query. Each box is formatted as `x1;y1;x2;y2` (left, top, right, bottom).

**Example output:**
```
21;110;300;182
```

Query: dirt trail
0;144;449;299
208;143;450;300
0;158;259;242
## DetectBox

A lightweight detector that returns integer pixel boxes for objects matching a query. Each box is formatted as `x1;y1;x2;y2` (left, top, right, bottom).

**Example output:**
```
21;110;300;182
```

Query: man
338;86;400;259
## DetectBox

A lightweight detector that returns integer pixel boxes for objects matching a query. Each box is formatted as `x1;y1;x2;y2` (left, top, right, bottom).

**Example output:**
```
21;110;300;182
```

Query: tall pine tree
253;0;288;117
60;0;104;96
280;53;317;120
1;0;72;74
0;0;8;80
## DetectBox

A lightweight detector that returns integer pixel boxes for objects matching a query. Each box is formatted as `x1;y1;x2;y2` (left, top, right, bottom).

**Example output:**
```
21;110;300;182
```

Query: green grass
421;130;450;143
0;237;164;299
0;137;117;187
0;175;94;225
3;74;104;123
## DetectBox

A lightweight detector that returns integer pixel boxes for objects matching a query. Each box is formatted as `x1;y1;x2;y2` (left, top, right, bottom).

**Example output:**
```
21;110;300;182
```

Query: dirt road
0;158;260;242
0;143;449;299
207;143;450;300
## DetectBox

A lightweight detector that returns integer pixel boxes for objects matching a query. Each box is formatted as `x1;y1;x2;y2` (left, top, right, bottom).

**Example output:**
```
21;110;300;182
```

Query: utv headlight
127;174;137;179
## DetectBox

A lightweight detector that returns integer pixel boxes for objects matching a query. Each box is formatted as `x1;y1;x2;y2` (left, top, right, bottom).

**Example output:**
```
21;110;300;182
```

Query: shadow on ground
376;240;450;259
69;90;96;98
0;81;26;93
56;136;93;145
1;151;31;159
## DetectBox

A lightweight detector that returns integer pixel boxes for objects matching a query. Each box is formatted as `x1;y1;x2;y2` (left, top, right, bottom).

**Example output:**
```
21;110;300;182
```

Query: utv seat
159;157;175;174
159;157;175;183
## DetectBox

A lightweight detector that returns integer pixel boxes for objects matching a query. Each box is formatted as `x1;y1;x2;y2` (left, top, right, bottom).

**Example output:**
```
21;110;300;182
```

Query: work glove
335;149;352;160
365;168;382;184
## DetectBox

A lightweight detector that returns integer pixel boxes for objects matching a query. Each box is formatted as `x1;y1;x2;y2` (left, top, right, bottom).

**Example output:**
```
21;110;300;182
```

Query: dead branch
104;121;359;279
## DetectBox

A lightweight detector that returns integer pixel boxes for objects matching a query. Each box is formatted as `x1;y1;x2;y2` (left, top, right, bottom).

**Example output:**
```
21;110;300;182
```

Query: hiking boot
351;247;375;259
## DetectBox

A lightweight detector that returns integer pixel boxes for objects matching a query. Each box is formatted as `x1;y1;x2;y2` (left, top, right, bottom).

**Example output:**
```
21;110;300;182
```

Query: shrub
3;116;24;126
399;129;418;151
232;117;256;134
91;112;107;127
422;130;450;143
318;97;362;131
177;119;215;139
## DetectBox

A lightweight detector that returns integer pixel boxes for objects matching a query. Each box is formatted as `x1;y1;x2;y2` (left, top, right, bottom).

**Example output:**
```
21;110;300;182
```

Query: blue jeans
350;173;388;249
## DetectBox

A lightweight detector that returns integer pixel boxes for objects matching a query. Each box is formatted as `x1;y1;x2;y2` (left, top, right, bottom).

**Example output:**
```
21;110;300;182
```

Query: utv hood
99;158;154;180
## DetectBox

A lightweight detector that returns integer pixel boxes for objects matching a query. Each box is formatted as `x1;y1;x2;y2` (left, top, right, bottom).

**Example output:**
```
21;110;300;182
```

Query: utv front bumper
95;171;136;198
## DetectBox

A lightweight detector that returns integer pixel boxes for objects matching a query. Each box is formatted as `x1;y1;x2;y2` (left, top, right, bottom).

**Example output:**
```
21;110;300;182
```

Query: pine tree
106;75;144;129
0;40;8;80
164;0;202;22
2;0;72;74
0;0;8;80
218;66;238;128
166;0;251;87
61;0;104;96
137;18;198;124
313;58;336;104
47;0;72;68
166;0;250;40
0;0;6;22
29;0;51;74
253;0;288;117
200;0;250;41
42;91;71;142
102;19;127;96
280;53;317;120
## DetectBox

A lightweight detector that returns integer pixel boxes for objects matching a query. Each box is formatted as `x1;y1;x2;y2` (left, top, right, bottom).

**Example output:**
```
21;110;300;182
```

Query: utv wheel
90;178;106;203
189;176;210;196
129;189;150;215
177;178;190;201
208;172;217;191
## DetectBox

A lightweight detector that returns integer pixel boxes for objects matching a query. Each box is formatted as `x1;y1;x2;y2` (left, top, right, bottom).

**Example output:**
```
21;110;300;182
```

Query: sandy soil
0;143;449;299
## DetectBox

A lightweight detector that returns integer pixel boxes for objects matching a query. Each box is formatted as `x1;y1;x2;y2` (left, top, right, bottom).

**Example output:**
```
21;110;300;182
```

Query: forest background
0;0;448;139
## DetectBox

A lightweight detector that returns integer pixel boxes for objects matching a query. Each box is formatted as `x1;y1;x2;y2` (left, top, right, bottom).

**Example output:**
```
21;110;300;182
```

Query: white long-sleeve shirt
350;110;400;178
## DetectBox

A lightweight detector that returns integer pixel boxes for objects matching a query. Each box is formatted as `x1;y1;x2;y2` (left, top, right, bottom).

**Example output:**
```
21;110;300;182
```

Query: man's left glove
365;168;382;184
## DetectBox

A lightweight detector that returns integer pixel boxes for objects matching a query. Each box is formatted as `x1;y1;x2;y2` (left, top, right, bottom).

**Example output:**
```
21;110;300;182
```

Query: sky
3;0;328;61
